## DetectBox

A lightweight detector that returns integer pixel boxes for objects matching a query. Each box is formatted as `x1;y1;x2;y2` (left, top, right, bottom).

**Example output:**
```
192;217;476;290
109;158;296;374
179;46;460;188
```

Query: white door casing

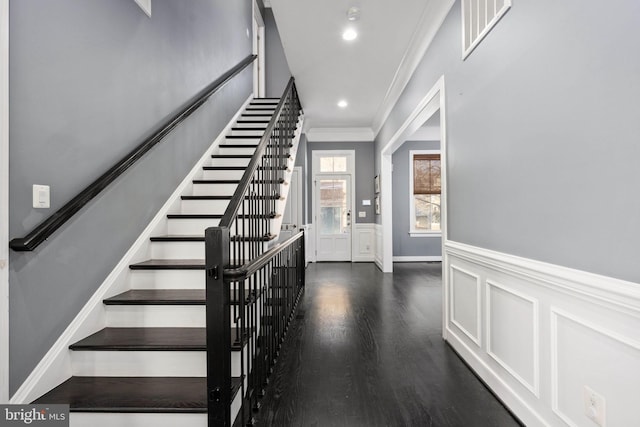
380;76;447;273
312;150;355;262
252;0;265;98
279;167;302;241
379;76;447;337
1;0;10;402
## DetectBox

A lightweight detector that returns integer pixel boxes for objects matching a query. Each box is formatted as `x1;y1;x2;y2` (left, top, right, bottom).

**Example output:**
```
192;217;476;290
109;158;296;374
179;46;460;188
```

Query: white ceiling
268;0;454;140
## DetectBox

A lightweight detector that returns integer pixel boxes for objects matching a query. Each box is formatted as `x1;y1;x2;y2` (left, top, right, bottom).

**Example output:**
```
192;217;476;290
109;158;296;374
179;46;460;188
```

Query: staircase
30;97;303;427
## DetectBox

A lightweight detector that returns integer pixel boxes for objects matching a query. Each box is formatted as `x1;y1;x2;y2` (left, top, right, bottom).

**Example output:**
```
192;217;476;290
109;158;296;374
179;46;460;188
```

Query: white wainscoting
374;224;383;270
303;224;314;264
444;240;640;427
352;223;375;262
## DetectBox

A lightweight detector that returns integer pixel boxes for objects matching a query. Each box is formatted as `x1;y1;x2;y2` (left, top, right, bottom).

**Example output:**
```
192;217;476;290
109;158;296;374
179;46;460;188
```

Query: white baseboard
9;96;252;404
444;239;640;427
393;256;442;262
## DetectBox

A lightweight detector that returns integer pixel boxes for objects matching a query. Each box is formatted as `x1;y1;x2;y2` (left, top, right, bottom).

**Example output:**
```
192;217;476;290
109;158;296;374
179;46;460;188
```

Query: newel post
205;226;231;426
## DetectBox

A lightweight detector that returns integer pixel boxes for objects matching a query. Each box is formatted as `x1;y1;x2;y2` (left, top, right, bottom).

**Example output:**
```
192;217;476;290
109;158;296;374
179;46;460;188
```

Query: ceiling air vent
462;0;511;59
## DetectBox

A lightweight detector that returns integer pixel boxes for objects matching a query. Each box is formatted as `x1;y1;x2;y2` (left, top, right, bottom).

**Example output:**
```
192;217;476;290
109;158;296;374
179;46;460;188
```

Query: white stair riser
71;413;208;427
218;145;256;155
151;241;204;259
129;270;205;290
150;240;268;259
210;157;250;167
70;393;242;427
181;199;228;214
233;122;269;128
166;217;277;235
70;350;246;378
229;129;265;137
224;138;262;145
202;169;246;180
181;199;273;214
167;218;220;235
192;183;237;196
105;304;260;328
244;112;274;117
107;305;204;327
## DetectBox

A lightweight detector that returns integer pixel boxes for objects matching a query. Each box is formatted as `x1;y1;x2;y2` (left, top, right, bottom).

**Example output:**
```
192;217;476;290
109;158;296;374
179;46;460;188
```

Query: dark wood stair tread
104;289;259;306
130;259;204;270
32;376;241;413
166;213;277;219
192;179;284;184
219;144;259;148
219;143;292;148
181;194;281;200
69;327;247;351
104;289;205;305
231;127;267;131
210;154;253;158
150;234;275;242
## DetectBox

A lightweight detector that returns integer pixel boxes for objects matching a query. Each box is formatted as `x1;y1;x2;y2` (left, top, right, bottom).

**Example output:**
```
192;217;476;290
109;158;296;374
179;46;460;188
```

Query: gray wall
264;8;291;98
392;140;441;257
9;0;252;393
306;141;375;225
376;0;640;283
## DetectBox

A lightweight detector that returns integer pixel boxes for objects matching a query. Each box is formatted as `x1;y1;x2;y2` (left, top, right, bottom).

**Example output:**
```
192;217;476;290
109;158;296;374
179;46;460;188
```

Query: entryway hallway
255;262;522;426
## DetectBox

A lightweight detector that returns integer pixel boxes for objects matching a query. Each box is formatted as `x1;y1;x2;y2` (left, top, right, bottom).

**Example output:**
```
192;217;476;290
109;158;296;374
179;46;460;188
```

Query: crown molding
372;0;455;137
306;127;375;142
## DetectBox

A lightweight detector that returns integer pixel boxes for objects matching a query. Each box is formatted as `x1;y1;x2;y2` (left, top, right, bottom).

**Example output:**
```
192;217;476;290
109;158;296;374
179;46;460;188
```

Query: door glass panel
319;156;348;173
319;179;347;235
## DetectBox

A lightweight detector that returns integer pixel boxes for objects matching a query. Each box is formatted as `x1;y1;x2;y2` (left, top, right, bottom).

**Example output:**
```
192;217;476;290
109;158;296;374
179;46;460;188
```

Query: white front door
315;174;352;261
279;167;302;241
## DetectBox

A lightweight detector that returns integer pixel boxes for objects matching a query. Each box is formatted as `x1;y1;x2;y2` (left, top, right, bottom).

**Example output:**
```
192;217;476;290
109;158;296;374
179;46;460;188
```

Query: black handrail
224;230;303;281
9;54;257;252
218;77;295;227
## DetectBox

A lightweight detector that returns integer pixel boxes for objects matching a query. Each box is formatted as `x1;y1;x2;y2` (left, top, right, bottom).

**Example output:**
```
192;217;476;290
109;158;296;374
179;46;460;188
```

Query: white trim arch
379;75;448;274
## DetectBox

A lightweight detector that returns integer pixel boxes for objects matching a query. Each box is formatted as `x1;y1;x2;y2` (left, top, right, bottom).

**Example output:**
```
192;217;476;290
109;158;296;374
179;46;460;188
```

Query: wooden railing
9;54;256;252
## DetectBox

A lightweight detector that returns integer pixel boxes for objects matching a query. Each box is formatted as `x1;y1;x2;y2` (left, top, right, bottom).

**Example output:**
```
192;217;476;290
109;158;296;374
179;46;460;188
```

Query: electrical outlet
584;386;606;427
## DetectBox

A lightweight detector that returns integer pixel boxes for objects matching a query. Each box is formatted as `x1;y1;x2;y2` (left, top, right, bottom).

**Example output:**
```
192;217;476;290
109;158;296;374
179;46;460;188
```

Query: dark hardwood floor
253;262;523;427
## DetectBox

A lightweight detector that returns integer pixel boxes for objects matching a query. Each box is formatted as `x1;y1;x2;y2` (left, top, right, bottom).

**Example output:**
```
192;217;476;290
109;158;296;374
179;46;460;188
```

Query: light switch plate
33;184;50;208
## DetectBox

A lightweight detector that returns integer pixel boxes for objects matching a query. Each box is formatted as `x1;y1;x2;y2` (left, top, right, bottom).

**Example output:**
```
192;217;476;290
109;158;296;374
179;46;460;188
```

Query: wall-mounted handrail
9;54;256;252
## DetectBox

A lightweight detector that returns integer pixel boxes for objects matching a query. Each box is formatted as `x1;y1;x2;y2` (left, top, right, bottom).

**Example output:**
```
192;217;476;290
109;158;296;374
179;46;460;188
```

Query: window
410;151;441;235
462;0;511;59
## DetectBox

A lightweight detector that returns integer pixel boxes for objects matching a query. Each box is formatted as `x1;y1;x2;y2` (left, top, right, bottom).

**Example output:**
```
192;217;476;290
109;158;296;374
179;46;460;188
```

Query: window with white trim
462;0;511;58
410;150;441;235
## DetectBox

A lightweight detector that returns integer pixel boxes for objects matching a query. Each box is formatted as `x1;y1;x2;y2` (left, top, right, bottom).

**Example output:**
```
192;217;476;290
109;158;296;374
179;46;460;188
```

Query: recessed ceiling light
337;100;348;108
342;28;358;41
